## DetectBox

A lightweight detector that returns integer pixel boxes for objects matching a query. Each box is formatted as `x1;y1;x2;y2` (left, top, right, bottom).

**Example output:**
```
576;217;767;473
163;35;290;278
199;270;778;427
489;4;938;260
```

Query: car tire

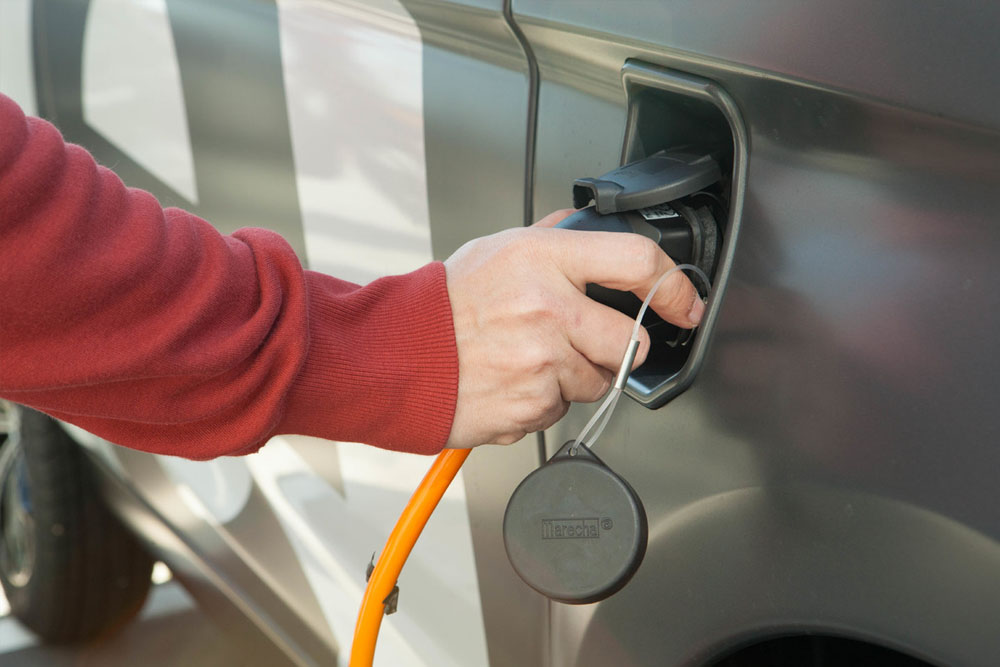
0;402;155;643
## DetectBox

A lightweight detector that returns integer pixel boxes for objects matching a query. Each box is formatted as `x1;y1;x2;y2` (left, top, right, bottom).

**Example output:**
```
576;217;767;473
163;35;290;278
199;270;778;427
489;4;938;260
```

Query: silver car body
3;1;1000;665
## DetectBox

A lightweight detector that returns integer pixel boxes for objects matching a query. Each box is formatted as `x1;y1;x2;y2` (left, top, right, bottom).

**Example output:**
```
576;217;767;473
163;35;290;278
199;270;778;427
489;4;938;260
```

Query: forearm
0;93;457;458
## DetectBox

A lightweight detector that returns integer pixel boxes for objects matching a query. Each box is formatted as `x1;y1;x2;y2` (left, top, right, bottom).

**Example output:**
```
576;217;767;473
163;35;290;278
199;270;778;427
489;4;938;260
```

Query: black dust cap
503;441;647;604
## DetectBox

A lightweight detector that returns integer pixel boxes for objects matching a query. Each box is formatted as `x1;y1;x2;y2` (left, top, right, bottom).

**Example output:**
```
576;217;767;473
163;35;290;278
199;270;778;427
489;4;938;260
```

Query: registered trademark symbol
601;518;613;530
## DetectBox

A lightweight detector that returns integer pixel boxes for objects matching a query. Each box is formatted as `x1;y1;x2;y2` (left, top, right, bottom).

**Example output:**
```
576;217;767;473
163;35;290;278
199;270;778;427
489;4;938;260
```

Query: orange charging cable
350;448;471;666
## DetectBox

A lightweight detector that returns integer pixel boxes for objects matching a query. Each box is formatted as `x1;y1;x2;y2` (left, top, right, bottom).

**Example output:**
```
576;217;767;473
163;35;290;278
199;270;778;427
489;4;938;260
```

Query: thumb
532;208;577;228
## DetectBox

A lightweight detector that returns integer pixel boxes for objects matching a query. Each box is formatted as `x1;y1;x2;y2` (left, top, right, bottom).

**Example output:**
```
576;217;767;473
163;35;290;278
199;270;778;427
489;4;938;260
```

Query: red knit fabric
0;93;457;459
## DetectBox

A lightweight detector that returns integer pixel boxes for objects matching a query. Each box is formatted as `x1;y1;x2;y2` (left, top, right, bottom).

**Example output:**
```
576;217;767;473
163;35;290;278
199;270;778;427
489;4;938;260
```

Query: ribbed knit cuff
273;262;458;455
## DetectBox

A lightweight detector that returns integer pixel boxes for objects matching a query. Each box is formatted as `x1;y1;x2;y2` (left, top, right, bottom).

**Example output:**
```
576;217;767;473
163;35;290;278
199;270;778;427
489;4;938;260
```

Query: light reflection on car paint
14;2;489;665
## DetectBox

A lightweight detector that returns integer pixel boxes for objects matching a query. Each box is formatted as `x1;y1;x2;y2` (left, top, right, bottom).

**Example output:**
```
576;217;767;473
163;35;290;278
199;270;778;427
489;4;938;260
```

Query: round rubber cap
503;441;647;604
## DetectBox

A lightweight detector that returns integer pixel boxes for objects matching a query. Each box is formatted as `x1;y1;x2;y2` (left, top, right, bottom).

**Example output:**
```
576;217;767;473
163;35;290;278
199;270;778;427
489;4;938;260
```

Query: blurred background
0;563;250;666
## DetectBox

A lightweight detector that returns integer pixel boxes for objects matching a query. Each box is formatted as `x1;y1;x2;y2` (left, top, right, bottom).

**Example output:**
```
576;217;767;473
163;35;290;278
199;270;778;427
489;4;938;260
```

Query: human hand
444;208;705;448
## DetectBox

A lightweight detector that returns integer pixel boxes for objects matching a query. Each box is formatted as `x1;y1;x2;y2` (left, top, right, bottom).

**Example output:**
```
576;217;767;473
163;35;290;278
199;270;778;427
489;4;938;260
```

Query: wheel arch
568;483;1000;666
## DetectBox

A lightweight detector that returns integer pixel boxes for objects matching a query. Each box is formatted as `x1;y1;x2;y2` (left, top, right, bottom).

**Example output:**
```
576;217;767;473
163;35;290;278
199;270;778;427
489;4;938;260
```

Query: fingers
549;229;704;328
557;351;615;403
561;289;651;371
500;381;570;442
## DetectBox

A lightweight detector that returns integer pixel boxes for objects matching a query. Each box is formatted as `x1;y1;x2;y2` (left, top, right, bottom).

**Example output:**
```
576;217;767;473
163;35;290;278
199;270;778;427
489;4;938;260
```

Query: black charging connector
572;150;720;214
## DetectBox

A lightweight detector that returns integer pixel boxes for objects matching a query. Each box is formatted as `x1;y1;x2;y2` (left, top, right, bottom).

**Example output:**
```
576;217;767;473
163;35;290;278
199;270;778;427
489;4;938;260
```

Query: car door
494;2;1000;666
17;0;539;664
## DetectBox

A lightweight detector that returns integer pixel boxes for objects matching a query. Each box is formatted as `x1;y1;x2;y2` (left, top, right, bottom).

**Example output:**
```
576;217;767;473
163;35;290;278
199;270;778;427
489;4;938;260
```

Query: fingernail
688;295;706;327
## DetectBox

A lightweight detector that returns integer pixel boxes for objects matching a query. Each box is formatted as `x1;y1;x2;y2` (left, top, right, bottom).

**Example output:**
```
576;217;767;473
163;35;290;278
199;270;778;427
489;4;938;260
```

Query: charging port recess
583;61;747;409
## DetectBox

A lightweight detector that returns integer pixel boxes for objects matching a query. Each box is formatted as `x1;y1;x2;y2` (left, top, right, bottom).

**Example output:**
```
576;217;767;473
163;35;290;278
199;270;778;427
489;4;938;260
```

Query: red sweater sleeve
0;93;457;459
